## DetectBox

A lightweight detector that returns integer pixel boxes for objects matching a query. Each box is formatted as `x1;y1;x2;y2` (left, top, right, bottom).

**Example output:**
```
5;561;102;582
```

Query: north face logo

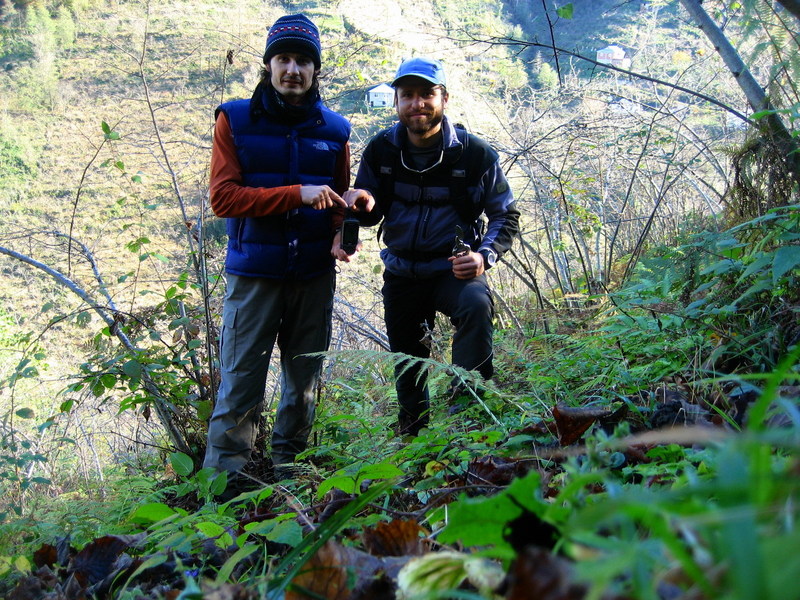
313;141;330;151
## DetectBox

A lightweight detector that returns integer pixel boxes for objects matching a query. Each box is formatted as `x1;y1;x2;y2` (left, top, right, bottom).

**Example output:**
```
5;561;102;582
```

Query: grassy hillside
0;0;768;470
0;0;533;485
1;0;798;598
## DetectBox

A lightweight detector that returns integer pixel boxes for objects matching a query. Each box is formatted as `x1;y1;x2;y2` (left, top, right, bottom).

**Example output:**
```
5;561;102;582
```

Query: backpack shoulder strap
449;125;470;218
370;130;399;244
450;125;499;224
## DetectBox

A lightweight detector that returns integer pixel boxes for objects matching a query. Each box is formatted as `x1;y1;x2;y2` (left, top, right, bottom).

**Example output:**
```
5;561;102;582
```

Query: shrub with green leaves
610;206;800;376
0;132;37;192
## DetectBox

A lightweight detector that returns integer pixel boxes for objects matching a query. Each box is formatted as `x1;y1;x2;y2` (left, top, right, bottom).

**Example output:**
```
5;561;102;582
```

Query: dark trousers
382;270;494;433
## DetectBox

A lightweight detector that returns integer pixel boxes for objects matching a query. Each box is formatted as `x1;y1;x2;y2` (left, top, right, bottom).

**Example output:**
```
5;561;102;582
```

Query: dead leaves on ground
7;532;249;600
7;383;793;599
362;519;429;557
10;534;149;600
552;403;623;446
287;518;636;600
287;520;427;600
287;540;405;600
505;547;633;600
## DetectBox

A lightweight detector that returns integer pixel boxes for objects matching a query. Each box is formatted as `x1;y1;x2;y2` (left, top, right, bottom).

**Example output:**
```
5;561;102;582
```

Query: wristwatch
479;248;497;269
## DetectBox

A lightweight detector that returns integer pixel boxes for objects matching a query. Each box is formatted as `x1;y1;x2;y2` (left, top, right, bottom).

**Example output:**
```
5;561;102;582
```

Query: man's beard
401;110;444;136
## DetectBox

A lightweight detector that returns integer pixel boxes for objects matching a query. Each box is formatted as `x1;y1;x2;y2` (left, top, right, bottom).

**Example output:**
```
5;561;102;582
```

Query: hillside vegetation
1;0;799;598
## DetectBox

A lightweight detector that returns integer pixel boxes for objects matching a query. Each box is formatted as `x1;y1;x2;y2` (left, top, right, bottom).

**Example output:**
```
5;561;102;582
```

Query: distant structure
596;45;631;69
366;83;394;108
609;97;641;116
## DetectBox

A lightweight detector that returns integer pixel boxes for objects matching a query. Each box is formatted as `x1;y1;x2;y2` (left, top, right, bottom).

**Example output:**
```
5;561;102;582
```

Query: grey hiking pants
203;271;335;473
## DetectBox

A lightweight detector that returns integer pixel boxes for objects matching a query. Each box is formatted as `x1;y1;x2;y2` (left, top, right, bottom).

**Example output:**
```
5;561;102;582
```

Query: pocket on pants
219;306;238;371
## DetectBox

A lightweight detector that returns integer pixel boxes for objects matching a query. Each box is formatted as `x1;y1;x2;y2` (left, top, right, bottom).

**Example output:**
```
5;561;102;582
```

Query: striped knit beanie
265;14;321;69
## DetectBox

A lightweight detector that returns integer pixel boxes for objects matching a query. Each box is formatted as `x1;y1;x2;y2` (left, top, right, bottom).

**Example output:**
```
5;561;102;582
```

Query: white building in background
596;45;631;69
609;97;641;116
366;83;394;108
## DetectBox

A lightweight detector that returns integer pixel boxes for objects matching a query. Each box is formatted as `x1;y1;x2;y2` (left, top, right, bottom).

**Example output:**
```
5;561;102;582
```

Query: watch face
483;251;496;268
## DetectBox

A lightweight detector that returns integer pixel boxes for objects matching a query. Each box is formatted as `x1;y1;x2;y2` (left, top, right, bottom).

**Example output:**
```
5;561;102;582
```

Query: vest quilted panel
218;98;351;279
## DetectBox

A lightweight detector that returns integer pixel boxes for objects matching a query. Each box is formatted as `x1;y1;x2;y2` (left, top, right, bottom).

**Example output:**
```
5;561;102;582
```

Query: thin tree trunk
678;0;800;187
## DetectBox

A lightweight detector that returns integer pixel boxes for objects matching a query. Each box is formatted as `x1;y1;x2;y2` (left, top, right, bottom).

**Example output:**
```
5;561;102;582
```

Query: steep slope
0;0;529;413
504;0;650;57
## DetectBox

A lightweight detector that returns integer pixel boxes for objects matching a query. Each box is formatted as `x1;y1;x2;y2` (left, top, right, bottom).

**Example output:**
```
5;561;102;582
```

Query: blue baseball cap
391;57;446;88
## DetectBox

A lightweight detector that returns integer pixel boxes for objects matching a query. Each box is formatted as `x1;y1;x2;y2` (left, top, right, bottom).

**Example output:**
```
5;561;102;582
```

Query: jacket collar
250;81;324;128
383;115;463;162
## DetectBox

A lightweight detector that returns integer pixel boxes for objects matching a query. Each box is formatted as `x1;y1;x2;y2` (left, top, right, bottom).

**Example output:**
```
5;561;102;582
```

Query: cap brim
391;73;444;87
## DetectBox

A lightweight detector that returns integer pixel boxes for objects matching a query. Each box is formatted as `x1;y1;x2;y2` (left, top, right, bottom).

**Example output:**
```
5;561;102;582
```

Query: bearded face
395;79;449;142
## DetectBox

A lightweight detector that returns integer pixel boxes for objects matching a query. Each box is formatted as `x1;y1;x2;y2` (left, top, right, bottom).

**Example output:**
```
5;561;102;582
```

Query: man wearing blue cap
345;57;520;436
204;13;352;493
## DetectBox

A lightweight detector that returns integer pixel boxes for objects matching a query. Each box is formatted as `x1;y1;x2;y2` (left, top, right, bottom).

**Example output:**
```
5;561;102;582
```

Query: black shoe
446;387;471;415
446;383;485;415
273;463;300;483
215;471;260;502
397;414;428;438
449;395;477;416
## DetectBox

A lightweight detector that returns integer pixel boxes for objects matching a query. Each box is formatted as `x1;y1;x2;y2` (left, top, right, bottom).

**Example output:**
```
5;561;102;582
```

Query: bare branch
459;31;754;125
0;244;191;454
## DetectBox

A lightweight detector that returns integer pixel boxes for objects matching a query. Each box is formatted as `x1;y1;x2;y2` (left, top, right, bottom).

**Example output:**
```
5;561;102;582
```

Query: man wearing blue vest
204;14;352;491
345;57;520;436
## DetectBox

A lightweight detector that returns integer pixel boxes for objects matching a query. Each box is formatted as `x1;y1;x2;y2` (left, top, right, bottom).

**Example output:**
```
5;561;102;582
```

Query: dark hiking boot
273;462;300;483
397;413;428;438
214;471;262;503
446;385;474;415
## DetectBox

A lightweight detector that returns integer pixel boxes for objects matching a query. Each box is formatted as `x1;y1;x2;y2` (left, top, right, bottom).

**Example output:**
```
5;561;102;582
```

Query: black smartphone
340;211;359;255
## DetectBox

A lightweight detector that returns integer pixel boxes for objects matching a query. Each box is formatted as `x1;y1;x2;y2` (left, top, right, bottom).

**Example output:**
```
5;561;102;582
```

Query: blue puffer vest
217;96;351;279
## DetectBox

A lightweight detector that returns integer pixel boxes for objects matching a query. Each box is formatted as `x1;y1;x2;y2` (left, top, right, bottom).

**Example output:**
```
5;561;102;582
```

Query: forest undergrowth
1;0;800;598
1;206;798;600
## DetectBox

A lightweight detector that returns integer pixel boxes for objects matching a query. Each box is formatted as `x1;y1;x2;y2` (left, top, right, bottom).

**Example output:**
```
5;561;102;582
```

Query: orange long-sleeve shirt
209;111;350;228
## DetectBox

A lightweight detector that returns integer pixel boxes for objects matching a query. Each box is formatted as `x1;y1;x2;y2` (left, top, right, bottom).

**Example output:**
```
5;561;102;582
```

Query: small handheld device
340;210;359;256
452;225;470;257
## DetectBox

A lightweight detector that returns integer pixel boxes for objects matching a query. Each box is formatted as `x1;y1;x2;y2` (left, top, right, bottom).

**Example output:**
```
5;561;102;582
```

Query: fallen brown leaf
32;544;59;570
504;547;631;600
552;403;612;446
362;519;428;557
505;547;586;600
287;540;408;600
6;567;64;600
68;534;145;586
466;456;525;488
